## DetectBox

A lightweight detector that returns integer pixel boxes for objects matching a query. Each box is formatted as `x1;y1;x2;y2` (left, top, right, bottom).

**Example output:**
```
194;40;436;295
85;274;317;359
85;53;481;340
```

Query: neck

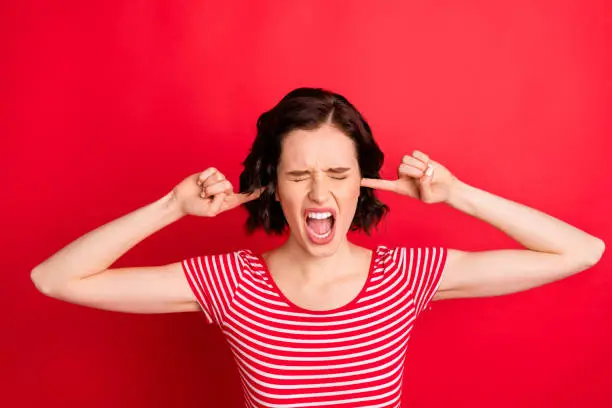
278;234;356;283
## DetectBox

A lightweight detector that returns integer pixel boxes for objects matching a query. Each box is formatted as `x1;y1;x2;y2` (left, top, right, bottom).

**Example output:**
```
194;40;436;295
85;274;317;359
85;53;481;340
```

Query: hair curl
239;87;389;235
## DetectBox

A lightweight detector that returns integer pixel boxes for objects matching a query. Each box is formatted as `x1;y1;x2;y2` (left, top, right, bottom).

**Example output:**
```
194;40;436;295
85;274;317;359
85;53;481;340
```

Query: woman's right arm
30;168;260;314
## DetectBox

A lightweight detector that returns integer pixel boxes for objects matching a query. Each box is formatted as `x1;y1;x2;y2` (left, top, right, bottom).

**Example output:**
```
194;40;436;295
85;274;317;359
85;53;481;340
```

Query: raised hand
172;168;264;217
361;150;457;204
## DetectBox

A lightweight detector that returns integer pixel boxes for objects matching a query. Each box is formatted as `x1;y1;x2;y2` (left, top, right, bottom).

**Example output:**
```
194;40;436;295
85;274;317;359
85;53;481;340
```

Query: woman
31;88;605;408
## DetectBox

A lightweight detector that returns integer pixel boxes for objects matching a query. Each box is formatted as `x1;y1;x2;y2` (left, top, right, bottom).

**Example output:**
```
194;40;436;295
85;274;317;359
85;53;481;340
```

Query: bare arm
30;192;199;313
30;168;262;314
362;150;605;300
435;180;604;300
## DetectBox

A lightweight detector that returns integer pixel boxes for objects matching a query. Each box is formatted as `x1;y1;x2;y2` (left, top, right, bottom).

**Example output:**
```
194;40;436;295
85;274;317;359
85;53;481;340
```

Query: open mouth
304;210;336;243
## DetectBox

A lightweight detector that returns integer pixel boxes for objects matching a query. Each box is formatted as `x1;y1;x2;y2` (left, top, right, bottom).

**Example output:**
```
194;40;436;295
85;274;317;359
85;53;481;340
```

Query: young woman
31;88;605;408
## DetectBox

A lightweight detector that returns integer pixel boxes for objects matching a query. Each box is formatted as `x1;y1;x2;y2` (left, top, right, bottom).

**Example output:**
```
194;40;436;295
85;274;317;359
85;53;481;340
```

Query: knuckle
203;176;220;187
199;168;214;181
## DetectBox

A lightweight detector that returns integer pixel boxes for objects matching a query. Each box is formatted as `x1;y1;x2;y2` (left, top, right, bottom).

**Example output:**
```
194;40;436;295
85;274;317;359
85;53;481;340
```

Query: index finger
235;187;266;205
360;178;397;192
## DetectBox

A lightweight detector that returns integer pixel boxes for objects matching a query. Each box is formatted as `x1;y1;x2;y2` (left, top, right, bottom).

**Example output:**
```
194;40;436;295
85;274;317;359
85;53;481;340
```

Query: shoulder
374;245;404;261
217;249;260;266
184;249;259;271
374;245;447;266
234;249;261;266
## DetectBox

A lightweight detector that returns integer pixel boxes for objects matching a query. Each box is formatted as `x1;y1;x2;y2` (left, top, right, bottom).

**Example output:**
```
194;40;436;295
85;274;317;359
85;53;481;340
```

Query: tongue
308;218;332;235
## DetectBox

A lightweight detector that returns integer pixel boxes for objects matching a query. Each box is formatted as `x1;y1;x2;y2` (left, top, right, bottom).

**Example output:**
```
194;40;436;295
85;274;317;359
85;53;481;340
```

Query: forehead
279;124;357;169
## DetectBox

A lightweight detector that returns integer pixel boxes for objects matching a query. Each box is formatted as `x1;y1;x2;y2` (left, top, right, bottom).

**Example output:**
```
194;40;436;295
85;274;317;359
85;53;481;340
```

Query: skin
260;124;374;310
30;123;605;313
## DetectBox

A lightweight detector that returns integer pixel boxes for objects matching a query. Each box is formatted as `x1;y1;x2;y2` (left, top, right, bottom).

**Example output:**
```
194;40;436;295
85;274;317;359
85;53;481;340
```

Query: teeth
312;229;332;239
306;211;333;220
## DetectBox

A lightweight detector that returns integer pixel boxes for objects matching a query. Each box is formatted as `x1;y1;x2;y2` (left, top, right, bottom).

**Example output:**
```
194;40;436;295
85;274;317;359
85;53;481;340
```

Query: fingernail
425;164;434;177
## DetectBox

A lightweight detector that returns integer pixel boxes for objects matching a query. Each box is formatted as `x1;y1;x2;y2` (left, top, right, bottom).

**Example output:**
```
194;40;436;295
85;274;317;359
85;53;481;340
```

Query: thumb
418;164;434;201
361;178;397;192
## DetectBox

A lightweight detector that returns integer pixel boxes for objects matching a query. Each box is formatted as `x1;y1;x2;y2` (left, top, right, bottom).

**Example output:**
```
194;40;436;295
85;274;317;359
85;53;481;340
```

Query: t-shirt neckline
254;245;380;315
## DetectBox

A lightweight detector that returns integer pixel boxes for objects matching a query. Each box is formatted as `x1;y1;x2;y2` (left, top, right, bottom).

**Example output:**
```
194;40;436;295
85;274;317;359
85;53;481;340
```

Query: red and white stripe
182;245;447;408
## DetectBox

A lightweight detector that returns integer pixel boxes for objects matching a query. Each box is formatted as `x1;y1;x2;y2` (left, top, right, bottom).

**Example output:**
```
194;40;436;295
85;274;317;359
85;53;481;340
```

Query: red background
3;1;611;407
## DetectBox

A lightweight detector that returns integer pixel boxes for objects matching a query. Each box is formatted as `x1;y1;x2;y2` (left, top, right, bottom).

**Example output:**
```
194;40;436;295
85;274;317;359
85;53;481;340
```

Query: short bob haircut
239;87;389;235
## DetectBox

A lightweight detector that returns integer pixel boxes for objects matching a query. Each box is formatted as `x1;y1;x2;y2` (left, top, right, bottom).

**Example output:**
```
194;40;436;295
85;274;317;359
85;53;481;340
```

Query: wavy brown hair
239;87;388;235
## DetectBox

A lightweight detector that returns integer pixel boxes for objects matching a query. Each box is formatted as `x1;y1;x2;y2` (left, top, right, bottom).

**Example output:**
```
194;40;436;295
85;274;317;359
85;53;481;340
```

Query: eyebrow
285;167;351;176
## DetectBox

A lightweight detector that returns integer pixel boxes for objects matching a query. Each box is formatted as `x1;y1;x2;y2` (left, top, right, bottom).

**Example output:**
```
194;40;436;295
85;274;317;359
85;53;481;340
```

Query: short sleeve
404;247;448;317
181;251;245;325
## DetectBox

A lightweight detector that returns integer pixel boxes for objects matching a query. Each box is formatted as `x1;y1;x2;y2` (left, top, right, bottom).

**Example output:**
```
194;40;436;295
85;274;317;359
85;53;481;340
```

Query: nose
307;175;331;204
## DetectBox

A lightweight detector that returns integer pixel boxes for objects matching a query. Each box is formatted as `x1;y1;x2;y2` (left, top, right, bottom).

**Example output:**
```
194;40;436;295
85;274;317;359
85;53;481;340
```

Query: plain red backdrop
3;1;611;407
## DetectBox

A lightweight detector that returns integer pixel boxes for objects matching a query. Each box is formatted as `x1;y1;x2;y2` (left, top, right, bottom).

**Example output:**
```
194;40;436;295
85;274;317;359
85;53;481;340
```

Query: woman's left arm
361;150;606;300
437;180;605;300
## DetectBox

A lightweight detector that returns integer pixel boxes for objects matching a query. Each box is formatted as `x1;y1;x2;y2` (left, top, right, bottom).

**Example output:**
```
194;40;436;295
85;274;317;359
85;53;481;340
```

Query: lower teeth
312;230;331;239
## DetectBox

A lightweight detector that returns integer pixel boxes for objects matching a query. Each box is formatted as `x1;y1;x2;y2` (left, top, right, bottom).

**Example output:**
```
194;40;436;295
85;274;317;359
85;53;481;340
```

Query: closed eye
292;176;345;182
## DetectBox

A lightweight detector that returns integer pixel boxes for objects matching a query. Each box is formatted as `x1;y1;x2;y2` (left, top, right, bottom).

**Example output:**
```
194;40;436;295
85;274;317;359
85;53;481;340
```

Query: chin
304;240;342;258
296;225;348;258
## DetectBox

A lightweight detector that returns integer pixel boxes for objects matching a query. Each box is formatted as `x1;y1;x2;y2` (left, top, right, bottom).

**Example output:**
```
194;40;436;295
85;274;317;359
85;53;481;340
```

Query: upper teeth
307;212;332;219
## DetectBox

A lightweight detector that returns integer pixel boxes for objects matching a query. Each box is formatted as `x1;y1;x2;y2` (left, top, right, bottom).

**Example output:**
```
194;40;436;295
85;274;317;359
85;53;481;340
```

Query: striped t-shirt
182;245;447;408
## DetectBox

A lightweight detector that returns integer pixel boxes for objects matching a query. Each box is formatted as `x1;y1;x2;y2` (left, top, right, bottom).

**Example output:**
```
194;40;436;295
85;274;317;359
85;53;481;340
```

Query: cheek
276;182;303;219
341;180;361;200
336;181;361;211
